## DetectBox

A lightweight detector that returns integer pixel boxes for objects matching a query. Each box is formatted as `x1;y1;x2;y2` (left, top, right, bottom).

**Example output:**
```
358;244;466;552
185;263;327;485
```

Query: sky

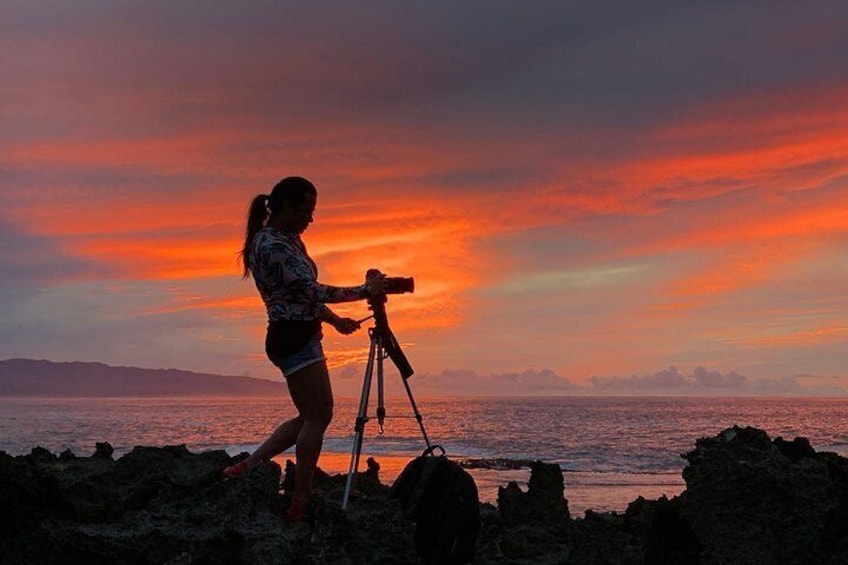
2;1;848;396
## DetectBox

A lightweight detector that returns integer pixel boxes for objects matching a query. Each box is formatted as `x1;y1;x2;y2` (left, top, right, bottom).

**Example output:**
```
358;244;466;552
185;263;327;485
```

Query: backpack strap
422;445;446;457
403;447;446;518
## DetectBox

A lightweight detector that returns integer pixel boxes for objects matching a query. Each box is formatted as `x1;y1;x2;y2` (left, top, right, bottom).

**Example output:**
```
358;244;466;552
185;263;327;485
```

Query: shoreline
3;425;846;564
276;451;685;515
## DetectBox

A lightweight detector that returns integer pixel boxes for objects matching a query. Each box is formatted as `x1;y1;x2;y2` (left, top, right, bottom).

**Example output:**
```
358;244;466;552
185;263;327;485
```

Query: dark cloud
3;1;847;385
0;217;93;289
411;165;548;194
590;366;690;392
692;366;746;388
331;366;579;396
6;0;846;142
590;366;846;396
403;368;576;396
0;163;233;204
330;364;847;397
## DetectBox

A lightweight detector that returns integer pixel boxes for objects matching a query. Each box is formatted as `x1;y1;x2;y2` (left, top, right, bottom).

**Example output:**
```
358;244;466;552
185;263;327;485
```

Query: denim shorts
269;332;327;379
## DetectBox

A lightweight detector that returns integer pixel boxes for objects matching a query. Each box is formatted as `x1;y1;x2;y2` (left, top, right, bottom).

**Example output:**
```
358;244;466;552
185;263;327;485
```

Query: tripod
342;293;432;510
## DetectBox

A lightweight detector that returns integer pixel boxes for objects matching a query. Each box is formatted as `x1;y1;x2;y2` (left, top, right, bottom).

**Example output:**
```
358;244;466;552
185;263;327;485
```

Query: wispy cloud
589;366;847;397
490;264;650;295
325;364;848;397
343;368;581;397
723;325;848;348
2;1;847;388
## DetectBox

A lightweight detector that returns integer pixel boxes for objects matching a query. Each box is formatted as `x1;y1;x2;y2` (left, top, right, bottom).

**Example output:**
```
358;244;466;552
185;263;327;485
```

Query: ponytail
240;177;317;278
240;193;269;278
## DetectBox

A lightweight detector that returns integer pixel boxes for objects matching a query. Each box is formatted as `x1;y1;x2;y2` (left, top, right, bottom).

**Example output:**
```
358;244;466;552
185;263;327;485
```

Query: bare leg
286;361;334;505
245;414;304;467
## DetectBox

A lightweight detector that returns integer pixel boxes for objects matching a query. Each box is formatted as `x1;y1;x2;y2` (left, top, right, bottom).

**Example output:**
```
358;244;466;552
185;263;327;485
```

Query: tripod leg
342;333;378;510
377;339;386;433
402;374;433;451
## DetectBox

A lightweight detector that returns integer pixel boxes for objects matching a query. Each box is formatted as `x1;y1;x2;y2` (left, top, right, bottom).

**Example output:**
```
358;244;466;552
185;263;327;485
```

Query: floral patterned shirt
250;226;369;322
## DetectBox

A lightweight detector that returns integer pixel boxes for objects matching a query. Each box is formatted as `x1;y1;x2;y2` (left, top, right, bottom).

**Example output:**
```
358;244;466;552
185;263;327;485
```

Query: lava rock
490;460;571;560
498;460;570;527
623;495;699;565
4;427;848;565
681;425;848;565
93;442;114;459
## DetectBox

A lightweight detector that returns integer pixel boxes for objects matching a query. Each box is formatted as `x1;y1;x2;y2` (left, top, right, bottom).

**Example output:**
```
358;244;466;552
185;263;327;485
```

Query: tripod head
365;270;414;379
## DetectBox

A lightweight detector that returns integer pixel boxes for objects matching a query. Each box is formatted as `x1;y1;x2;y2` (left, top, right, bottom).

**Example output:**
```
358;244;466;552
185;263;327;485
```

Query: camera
367;269;414;295
383;276;414;294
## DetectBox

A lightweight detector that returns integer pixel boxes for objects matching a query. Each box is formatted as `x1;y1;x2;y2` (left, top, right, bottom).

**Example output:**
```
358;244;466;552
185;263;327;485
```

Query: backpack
389;446;481;565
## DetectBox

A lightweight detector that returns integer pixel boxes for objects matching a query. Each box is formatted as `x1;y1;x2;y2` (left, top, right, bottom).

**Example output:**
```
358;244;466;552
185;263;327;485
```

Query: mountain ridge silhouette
0;358;284;397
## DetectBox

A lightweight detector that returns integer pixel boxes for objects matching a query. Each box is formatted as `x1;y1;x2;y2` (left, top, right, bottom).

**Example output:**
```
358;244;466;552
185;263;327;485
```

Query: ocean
2;395;847;515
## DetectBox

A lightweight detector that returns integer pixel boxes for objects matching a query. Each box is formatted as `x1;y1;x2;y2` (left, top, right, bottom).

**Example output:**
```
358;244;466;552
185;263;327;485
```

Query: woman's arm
315;282;370;303
267;238;371;304
319;304;361;335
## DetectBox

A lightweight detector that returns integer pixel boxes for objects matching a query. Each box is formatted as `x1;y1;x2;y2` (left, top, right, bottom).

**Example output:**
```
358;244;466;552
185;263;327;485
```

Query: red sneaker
221;460;249;479
285;497;308;523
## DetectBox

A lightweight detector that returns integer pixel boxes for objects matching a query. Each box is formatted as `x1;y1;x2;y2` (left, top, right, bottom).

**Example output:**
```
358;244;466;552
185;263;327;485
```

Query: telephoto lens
366;269;414;295
383;277;414;295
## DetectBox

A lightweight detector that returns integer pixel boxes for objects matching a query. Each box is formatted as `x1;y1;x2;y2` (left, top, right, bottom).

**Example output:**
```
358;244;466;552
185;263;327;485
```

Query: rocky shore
2;426;847;564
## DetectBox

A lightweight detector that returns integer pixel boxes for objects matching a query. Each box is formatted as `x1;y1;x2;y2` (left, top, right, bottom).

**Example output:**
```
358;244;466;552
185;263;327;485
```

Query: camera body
367;269;414;295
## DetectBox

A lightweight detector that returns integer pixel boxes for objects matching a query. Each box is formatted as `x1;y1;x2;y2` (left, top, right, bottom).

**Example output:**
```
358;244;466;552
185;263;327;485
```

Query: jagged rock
774;435;817;461
281;457;416;564
498;460;570;527
282;456;389;502
30;446;55;460
364;456;380;481
623;495;699;565
567;510;640;565
93;442;114;459
50;460;291;564
490;460;571;560
681;425;848;565
3;428;848;565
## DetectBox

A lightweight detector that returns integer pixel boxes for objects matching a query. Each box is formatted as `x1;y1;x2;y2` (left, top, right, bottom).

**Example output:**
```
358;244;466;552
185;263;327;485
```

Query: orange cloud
658;84;848;142
628;86;848;196
524;84;848;227
5;70;847;372
724;325;848;348
666;239;816;298
68;235;242;279
142;295;259;317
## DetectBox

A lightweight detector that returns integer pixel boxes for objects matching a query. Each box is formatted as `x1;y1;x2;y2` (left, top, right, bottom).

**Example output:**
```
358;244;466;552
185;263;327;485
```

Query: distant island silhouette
0;359;285;397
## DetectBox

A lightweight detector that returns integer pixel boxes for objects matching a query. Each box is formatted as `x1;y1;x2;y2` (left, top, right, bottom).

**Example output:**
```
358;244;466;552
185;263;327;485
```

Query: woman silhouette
224;176;383;521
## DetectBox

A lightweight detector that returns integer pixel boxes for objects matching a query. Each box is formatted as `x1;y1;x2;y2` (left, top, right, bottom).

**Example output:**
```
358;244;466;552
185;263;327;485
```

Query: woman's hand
332;317;361;335
365;269;387;296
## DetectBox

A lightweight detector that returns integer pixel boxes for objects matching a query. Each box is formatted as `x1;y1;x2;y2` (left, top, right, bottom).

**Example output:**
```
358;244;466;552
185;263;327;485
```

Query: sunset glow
2;1;847;396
